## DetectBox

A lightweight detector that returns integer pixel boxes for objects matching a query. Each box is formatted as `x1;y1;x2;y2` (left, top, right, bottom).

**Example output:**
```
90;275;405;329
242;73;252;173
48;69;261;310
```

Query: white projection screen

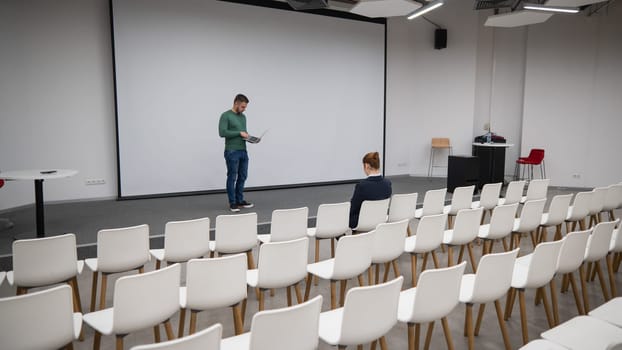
113;0;385;197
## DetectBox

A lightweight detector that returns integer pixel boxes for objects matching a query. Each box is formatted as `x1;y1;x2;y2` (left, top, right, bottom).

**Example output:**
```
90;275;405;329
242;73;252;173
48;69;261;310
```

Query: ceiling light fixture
407;0;444;20
522;3;580;13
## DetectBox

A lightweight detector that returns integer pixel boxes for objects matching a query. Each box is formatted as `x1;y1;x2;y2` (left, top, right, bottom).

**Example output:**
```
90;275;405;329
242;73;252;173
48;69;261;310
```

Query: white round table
0;169;78;237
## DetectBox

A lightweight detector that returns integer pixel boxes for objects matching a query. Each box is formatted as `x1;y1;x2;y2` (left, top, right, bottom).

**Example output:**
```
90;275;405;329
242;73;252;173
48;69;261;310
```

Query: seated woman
349;152;392;229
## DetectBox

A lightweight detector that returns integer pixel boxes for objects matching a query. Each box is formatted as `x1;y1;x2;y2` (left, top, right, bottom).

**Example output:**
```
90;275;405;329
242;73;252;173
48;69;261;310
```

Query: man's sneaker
229;204;240;212
238;201;254;209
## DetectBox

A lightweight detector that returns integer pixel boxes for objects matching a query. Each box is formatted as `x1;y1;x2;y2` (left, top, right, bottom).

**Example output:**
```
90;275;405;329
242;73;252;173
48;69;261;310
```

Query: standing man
219;94;254;212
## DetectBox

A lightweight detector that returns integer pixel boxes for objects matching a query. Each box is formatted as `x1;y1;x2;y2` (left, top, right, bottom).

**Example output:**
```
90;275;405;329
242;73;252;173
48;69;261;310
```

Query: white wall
0;0;117;211
522;4;622;187
385;0;480;176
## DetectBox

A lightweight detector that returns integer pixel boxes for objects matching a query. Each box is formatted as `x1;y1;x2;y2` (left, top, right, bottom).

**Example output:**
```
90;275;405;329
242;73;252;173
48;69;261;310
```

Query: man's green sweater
219;110;247;151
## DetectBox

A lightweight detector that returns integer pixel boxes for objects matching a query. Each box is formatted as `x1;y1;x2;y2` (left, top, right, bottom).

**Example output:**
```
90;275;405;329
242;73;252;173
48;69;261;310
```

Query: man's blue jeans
224;150;248;205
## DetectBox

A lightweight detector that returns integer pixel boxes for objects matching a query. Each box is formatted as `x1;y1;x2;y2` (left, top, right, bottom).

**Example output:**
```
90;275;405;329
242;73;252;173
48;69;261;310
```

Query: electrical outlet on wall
397;162;408;167
85;179;106;185
571;173;581;179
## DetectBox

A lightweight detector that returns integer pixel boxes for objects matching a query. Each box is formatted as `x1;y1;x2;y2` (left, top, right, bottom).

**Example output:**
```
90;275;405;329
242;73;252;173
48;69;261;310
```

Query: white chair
83;264;181;350
510;199;546;250
414;188;447;219
0;271;5;287
258;207;308;243
248;237;308;311
86;224;151;311
565;191;592;232
518;339;567;350
210;213;258;270
179;254;247;337
504;240;563;345
478;203;519;255
520;179;550;204
319;277;403;349
221;295;322;350
603;184;622;221
307;202;351;285
131;323;222;350
549;230;590;325
150;217;210;269
610;225;622;286
588;187;608;227
539;194;573;242
387;192;418;235
7;233;84;316
589;297;622;328
442;207;483;271
459;249;520;350
398;262;467;350
541;315;622;350
353;198;390;233
444;185;475;228
0;285;82;350
472;182;502;223
404;213;447;287
369;220;408;284
499;180;526;206
584;220;618;311
304;231;374;310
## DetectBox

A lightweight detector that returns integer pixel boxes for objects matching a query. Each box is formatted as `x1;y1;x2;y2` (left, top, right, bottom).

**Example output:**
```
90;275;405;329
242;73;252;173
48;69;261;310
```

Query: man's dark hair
234;94;249;104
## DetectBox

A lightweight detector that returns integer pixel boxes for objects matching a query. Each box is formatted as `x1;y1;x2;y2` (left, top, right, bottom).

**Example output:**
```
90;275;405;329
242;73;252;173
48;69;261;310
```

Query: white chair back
408;262;466;323
447;185;475;215
11;233;80;287
130;323;222;350
312;202;350;239
524;179;550;201
113;264;181;335
185;254;247;310
340;277;403;345
371;220;408;264
469;248;520;303
269;207;309;242
556;230;590;274
332;231;374;280
611;227;622;254
355;198;390;232
502;180;526;205
410;213;447;252
163;217;210;262
257;237;308;288
521;240;563;289
589;187;608;216
585;220;619;262
214;213;258;253
515;199;546;233
602;185;621;211
483;203;518;240
446;208;482;245
0;285;79;350
543;194;573;226
388;193;418;222
567;192;592;221
97;224;151;273
478;182;502;210
420;188;447;217
248;295;323;350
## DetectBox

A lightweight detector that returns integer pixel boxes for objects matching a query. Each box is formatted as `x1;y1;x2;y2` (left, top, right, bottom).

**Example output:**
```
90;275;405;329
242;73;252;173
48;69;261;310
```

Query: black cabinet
472;144;507;188
447;156;480;193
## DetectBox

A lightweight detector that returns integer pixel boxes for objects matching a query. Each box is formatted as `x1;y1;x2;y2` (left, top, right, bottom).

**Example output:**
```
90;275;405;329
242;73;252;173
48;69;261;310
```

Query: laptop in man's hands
246;129;269;144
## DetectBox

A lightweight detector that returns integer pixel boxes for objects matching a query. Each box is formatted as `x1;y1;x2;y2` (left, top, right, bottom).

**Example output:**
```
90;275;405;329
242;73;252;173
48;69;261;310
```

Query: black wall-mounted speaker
435;29;447;50
286;0;328;10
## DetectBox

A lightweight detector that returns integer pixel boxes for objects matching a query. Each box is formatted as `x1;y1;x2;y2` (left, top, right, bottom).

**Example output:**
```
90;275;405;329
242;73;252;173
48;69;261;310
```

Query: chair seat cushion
306;259;336;280
84;258;98;272
589;297;622;328
221;332;251;350
541;316;622;350
82;308;114;335
149;249;165;262
246;269;259;288
458;274;476;303
257;234;271;244
318;308;344;345
397;288;418;323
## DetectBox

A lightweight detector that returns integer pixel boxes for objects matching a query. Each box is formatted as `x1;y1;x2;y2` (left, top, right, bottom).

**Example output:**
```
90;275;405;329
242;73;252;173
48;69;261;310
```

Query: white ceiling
485;10;554;27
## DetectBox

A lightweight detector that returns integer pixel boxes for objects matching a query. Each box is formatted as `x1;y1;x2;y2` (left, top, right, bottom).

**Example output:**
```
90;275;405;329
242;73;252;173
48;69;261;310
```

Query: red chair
514;148;546;180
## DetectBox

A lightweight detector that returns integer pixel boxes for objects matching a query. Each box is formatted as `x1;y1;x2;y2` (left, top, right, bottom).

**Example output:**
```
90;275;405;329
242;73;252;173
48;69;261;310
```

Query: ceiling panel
350;0;422;18
485;10;553;27
545;0;608;6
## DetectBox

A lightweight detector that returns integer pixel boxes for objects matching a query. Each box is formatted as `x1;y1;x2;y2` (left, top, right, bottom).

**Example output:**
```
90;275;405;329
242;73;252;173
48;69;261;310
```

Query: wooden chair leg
331;238;335;257
358;274;365;286
233;304;244;335
550;279;559;326
568;272;584;315
90;271;98;312
330;281;337;309
241;299;247;328
502;237;509;252
411;254;418;287
246;250;256;270
116;335;124;350
178;308;186;337
504;288;516;320
407;225;412;237
94;331;102;350
440;317;455;350
164;320;175;340
368;267;374;286
554;224;563;241
258;289;265;311
579;264;590;313
314;239;320;286
518;289;529;345
154;324;161;342
99;274;108;311
339;280;347;307
68;277;82;314
431;251;440;268
595;261;611;301
407;323;417;350
65;343;74;350
422;321;434;350
447;246;454;266
607;254;618;297
467;243;477;273
474;303;486;336
379;336;388;350
189;311;198;334
465;304;474;350
286;286;292;306
495;300;512;350
304;273;312;301
294;283;303;304
392;259;400;279
458;245;465;263
538;286;554;328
